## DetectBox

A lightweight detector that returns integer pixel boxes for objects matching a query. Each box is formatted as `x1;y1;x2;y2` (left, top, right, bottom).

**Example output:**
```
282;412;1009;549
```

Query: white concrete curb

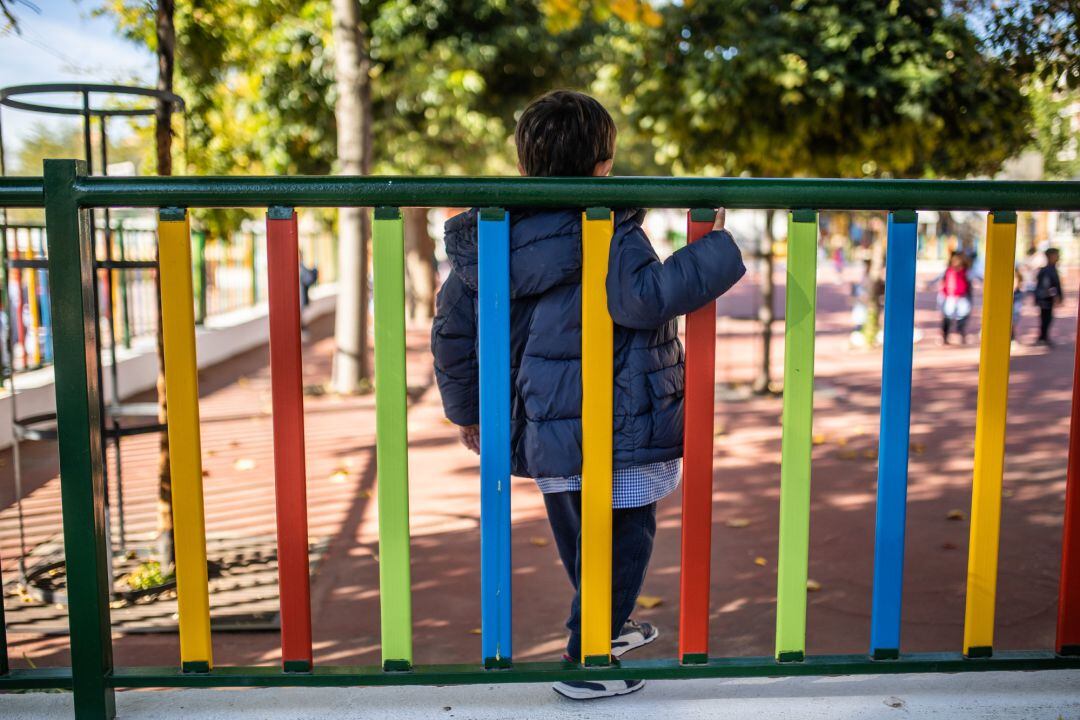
4;669;1079;719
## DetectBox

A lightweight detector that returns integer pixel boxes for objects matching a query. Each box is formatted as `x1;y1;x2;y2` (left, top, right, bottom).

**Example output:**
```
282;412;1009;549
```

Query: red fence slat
266;208;314;671
678;209;718;664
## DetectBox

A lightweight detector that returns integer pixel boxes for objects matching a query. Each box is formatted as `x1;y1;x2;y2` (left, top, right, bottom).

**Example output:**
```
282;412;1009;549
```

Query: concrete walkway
6;670;1080;719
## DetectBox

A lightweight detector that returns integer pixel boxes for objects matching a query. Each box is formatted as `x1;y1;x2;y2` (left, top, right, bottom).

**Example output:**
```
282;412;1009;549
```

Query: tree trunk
403;208;437;324
330;0;373;393
154;0;176;568
753;209;776;394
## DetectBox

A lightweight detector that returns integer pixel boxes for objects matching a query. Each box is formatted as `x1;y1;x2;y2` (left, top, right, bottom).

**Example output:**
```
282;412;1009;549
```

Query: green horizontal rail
92;652;1080;688
0;177;46;207
13;174;1075;211
4;651;1078;691
0;667;74;689
7;174;1080;210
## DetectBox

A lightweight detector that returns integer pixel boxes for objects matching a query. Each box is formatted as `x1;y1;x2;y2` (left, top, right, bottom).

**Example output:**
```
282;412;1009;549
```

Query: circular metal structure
0;82;187;591
0;82;184;117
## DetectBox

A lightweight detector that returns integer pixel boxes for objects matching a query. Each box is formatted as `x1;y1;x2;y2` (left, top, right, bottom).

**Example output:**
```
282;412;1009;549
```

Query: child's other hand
459;424;480;454
712;207;727;232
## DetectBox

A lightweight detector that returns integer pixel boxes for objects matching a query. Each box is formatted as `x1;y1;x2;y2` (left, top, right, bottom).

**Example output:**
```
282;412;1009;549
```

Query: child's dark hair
514;90;616;177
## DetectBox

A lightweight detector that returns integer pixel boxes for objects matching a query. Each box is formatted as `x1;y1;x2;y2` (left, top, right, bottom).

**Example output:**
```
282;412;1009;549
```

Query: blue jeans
542;491;657;659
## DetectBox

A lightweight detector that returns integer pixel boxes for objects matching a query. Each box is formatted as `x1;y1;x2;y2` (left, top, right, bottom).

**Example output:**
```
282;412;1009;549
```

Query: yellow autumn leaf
330;470;348;484
529;536;550;547
636;595;663;609
806;579;822;592
725;518;750;528
812;433;826;445
468;628;482;635
754;556;767;566
234;458;256;471
947;509;966;521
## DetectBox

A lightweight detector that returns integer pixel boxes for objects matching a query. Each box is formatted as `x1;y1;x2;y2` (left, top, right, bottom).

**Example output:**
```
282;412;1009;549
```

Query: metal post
192;229;206;324
99;114;125;553
44;159;115;719
82;92;115;573
117;224;131;348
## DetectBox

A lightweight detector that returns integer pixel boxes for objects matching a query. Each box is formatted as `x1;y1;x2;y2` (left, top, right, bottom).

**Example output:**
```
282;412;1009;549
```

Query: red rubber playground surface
1;264;1076;670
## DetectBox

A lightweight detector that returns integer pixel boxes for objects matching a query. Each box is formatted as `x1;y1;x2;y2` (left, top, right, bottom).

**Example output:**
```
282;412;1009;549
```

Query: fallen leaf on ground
237;377;250;387
946;509;966;521
806;579;822;592
838;450;858;460
812;433;826;445
468;628;482;635
715;425;727;436
725;518;751;528
234;458;256;472
862;449;878;459
201;469;211;477
529;536;550;547
1002;488;1015;498
910;442;925;455
836;436;849;447
636;595;663;609
329;470;348;484
754;556;767;566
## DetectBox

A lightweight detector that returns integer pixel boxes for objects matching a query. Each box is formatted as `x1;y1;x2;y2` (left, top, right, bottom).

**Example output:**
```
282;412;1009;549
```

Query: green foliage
952;0;1080;89
614;0;1032;179
88;0;1045;187
1028;81;1080;180
122;560;173;591
10;123;146;176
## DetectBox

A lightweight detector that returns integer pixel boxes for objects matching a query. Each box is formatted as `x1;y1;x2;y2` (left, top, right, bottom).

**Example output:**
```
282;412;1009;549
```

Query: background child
934;250;975;344
1035;247;1063;346
431;90;745;701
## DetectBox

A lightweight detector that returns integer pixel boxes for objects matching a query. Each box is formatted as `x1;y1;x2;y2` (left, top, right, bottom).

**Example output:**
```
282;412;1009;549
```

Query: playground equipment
2;165;1080;718
0;84;183;587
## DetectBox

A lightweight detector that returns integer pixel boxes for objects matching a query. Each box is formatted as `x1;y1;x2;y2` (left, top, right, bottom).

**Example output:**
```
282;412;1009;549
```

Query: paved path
1;261;1077;671
6;670;1080;719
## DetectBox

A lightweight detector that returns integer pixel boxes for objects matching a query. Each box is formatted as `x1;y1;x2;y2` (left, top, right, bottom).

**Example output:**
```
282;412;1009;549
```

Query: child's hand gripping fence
4;164;1080;720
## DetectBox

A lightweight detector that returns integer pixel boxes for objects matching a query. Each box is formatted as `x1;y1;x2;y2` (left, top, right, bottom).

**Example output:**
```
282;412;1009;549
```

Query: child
1034;247;1063;346
431;90;745;700
936;251;974;344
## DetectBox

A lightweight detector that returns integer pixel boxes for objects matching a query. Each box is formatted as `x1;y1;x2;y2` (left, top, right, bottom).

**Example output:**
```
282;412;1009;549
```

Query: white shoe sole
610;626;660;658
552;680;646;700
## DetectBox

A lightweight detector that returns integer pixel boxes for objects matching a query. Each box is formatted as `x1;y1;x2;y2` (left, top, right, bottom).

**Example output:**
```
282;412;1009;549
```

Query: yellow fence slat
158;209;213;672
962;211;1017;657
580;208;614;666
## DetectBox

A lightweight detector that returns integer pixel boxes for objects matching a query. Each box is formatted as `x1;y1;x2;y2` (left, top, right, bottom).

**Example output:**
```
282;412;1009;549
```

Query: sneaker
611;619;658;658
552;679;645;700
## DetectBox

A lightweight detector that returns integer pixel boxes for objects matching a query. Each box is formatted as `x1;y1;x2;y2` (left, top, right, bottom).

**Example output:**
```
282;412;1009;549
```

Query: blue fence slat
478;208;513;667
870;211;918;659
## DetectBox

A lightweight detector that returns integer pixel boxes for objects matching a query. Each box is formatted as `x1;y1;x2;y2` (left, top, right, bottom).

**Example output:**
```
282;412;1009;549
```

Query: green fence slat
775;211;819;662
373;207;412;670
44;159;116;718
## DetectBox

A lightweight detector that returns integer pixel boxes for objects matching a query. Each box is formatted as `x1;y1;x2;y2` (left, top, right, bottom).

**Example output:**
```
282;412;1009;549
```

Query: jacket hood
443;207;645;299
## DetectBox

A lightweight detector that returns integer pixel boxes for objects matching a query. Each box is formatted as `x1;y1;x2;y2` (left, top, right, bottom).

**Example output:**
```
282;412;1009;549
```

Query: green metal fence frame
3;161;1080;720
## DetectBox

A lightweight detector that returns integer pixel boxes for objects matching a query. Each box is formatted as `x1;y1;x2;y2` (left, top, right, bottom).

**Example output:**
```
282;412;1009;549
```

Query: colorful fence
3;165;1080;719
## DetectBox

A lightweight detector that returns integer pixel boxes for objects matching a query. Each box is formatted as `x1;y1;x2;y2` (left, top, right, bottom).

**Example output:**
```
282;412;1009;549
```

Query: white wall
0;284;337;450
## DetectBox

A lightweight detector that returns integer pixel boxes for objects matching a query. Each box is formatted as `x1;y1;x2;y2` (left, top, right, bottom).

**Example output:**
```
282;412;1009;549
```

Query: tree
97;0;606;384
953;0;1080;89
330;0;372;392
615;0;1031;390
152;0;176;570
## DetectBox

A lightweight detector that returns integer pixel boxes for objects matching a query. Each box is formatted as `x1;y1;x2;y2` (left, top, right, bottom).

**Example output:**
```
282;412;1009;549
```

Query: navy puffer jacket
432;208;745;479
